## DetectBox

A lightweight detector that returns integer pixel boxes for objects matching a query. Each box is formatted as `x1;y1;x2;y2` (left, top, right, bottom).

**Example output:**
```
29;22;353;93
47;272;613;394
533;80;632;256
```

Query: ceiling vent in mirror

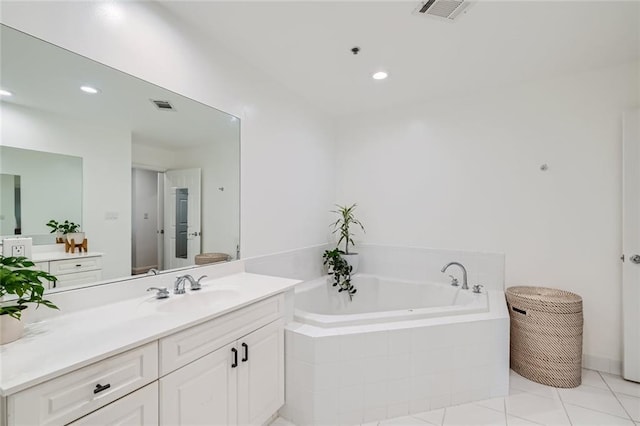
151;99;175;111
413;0;471;21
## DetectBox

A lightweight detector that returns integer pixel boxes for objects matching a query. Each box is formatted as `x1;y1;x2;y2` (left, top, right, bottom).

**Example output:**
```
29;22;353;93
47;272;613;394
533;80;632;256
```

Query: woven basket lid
506;286;582;313
195;252;230;265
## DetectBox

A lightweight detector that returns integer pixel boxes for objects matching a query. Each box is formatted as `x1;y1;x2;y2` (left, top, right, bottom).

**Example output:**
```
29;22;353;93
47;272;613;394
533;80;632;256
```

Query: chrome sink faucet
175;274;208;292
441;262;469;290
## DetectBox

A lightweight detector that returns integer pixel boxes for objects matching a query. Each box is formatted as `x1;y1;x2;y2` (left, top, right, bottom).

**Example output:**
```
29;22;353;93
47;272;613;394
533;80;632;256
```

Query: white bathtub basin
294;274;489;327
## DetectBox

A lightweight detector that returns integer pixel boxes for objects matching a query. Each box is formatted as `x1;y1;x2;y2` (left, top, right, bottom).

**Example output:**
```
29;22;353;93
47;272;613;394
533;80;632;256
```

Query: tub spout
441;262;468;290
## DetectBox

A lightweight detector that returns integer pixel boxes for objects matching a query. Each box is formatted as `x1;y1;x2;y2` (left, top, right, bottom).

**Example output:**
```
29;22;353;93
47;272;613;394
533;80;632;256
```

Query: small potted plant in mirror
0;255;59;344
61;220;84;244
331;203;365;274
46;219;65;243
322;248;357;301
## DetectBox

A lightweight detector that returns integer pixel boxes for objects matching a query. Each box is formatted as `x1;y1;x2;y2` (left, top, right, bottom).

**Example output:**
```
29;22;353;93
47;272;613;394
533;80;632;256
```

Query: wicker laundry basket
506;286;583;388
195;252;231;265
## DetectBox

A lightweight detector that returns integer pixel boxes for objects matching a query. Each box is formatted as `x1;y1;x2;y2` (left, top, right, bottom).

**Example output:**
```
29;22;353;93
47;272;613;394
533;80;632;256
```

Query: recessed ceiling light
0;89;13;97
80;85;100;94
372;71;388;80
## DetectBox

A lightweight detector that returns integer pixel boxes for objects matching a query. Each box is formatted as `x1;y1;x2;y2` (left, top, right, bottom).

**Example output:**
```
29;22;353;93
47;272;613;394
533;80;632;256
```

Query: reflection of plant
331;204;365;255
46;219;80;234
61;220;80;234
322;248;357;301
0;256;59;320
46;219;62;234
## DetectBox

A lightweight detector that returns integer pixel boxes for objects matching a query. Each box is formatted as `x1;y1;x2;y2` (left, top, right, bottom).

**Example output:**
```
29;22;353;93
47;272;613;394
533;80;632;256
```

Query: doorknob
631;254;640;264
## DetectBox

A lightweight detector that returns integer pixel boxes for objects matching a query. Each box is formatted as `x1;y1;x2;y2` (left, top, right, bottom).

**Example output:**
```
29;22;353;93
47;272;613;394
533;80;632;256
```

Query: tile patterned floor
272;369;640;426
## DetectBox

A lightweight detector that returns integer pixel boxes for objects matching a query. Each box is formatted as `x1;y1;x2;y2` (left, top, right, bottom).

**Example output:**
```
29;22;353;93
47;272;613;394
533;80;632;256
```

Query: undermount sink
153;288;242;313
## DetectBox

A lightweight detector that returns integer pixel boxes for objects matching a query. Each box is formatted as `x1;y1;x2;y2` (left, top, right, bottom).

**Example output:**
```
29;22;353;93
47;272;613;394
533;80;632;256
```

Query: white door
164;168;201;269
622;109;640;383
160;342;238;425
237;320;285;425
68;382;158;426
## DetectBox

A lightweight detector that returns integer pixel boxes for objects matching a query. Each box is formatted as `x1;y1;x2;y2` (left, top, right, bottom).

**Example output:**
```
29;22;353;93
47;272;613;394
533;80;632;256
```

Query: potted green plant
61;220;84;244
46;219;65;243
322;248;357;300
330;203;365;273
0;255;58;344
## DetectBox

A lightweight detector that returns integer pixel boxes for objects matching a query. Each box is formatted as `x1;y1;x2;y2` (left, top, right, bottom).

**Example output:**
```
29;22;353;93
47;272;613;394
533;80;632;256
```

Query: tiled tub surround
282;255;509;426
283;290;509;425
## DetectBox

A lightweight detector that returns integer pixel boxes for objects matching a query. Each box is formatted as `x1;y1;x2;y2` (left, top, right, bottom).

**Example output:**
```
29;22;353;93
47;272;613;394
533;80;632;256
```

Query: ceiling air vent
150;99;175;111
414;0;471;21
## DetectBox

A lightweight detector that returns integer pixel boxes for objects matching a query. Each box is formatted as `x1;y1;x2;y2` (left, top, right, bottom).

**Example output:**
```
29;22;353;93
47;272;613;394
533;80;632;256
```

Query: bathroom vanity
0;271;299;426
32;251;103;289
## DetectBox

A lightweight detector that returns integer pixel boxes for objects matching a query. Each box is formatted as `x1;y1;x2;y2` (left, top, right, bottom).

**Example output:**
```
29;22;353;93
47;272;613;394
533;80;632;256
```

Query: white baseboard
583;354;622;375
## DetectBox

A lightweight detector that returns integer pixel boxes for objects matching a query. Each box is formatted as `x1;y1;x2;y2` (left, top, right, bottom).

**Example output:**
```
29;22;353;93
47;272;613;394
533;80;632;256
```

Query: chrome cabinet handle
631;254;640;264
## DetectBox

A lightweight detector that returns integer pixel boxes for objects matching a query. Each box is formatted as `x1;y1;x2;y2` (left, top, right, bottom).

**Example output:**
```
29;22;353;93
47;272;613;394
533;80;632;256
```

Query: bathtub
294;274;489;327
282;273;510;426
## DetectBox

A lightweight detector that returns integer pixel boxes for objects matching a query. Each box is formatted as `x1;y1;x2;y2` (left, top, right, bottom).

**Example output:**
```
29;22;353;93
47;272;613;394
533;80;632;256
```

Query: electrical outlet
12;245;25;256
2;237;33;258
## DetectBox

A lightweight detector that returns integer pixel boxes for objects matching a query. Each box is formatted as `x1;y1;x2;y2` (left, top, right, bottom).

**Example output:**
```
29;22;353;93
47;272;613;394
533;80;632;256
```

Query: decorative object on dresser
45;219;65;243
65;237;88;253
0;255;59;344
330;203;365;273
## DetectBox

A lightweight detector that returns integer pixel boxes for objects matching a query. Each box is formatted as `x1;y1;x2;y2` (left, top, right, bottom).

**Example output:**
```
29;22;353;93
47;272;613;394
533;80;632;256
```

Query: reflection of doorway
164;168;202;270
131;168;162;275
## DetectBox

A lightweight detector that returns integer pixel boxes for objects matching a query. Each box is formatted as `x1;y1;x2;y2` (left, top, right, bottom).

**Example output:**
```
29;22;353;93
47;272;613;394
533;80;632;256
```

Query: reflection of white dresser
32;252;103;289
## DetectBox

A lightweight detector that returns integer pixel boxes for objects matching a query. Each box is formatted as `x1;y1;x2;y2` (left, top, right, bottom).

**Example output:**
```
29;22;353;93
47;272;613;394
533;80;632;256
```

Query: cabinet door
160;342;237;425
68;382;158;426
237;319;284;425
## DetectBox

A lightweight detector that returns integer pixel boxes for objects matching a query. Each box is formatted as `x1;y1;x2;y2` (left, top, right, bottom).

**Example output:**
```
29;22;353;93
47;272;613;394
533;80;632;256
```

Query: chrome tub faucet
441;262;469;290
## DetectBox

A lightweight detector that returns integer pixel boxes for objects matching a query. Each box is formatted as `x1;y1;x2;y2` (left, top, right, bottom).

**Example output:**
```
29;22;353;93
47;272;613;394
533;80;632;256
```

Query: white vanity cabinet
6;342;158;426
68;382;159;426
0;278;293;426
31;252;103;289
160;319;284;426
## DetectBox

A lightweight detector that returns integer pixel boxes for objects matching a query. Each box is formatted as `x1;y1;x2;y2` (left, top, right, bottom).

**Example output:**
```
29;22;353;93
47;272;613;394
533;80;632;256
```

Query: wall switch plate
2;237;33;259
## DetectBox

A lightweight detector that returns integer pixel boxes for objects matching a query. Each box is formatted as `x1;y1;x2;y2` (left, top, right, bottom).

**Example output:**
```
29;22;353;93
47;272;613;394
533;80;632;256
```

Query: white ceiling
0;25;239;150
160;1;640;116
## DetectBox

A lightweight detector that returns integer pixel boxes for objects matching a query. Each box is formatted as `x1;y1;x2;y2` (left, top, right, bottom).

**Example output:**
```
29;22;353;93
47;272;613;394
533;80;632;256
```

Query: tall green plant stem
331;204;365;255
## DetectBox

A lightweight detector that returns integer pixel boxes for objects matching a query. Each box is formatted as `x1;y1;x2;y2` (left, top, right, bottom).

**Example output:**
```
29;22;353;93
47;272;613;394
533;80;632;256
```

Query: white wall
1;103;132;280
0;1;336;259
335;61;640;371
0;143;82;235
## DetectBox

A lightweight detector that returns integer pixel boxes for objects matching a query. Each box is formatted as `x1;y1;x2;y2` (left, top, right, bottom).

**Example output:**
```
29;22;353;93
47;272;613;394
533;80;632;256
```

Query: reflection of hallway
131;168;162;275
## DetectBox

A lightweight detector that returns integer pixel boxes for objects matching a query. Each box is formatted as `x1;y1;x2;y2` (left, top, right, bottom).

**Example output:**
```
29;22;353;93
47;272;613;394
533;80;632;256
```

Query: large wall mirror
0;25;240;291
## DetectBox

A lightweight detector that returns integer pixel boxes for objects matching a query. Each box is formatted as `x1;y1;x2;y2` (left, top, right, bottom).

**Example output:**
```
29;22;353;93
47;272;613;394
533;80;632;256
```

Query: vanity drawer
160;294;284;375
32;261;49;273
49;257;102;276
7;341;158;426
54;270;103;288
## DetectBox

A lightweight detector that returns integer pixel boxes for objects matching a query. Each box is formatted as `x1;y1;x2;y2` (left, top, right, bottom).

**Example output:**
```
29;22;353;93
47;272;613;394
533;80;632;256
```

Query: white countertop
0;272;300;396
32;251;102;262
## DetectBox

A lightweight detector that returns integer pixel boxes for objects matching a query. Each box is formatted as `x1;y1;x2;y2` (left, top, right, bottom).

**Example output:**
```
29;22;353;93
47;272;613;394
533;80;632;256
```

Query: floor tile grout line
599;370;637;422
503;397;508;426
555;386;574;426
